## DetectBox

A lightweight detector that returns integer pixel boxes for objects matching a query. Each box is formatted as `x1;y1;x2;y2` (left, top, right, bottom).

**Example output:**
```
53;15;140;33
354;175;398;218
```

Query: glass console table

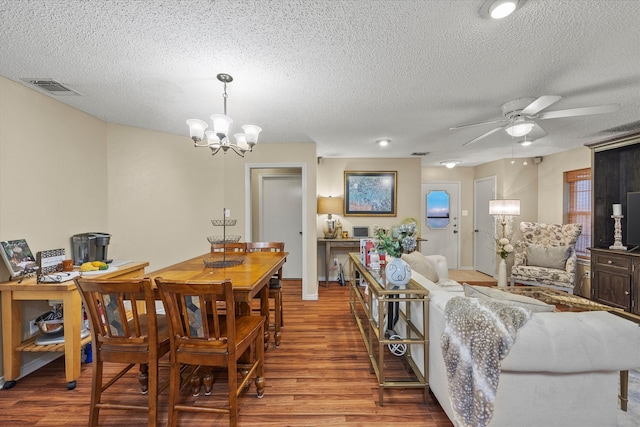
348;253;429;405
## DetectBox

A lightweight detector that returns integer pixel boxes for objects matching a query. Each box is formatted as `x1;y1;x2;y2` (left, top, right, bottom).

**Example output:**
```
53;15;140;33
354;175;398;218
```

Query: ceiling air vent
20;78;82;96
412;152;429;156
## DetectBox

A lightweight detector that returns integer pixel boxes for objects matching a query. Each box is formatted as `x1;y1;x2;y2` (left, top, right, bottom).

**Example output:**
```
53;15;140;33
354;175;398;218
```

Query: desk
0;262;148;390
145;251;287;347
318;238;361;287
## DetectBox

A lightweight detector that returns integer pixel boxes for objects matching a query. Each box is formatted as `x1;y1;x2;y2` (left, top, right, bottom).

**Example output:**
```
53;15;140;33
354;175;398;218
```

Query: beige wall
0;76;109;379
316;157;421;280
0;76;319;382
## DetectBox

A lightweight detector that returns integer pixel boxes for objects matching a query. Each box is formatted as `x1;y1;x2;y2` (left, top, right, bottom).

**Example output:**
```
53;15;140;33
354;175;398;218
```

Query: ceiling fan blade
449;118;507;130
520;95;562;116
538;104;620;120
462;126;504;146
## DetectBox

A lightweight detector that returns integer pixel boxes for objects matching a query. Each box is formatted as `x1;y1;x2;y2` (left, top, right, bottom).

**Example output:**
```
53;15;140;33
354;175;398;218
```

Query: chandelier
186;73;262;157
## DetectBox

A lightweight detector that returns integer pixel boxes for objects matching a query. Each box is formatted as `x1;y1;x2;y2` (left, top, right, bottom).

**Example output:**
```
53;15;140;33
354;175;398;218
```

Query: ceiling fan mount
501;98;536;120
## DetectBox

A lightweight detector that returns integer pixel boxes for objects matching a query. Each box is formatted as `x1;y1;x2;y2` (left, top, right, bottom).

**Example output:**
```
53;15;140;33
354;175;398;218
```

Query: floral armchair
510;222;583;294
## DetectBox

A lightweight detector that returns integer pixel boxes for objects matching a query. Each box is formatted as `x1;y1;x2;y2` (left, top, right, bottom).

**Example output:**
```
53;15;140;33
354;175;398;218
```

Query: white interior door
474;176;496;276
260;174;303;278
420;182;460;269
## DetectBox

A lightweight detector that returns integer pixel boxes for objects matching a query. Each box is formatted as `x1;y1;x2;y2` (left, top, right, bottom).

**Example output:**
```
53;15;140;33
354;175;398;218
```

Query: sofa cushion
526;244;571;269
463;283;556;313
402;251;439;283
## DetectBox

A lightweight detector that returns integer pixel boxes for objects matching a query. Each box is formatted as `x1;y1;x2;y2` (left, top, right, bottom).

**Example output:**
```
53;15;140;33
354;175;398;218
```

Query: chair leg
228;361;239;427
147;361;158;427
139;363;149;394
167;361;181;427
274;290;282;347
89;359;103;426
256;323;265;398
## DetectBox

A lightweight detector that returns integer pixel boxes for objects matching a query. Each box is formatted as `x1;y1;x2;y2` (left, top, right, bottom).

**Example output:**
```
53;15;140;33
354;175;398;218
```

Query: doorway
420;182;460;269
474;176;496;276
246;166;304;280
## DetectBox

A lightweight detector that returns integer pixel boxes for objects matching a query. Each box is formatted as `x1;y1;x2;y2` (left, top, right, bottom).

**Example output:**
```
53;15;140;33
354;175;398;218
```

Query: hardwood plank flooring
0;281;451;426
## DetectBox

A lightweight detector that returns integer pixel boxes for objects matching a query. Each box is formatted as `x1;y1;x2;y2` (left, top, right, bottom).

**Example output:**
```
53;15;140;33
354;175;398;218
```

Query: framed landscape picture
344;171;397;216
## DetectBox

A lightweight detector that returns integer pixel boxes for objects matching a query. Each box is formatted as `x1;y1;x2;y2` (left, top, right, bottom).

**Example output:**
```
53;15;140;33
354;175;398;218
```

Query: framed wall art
344;171;397;216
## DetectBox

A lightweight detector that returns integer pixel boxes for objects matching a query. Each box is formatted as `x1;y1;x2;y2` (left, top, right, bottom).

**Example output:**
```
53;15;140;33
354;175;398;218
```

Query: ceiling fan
450;96;620;146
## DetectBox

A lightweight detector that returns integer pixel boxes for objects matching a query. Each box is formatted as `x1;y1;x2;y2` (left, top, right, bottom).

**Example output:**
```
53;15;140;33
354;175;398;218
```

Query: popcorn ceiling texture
1;0;639;166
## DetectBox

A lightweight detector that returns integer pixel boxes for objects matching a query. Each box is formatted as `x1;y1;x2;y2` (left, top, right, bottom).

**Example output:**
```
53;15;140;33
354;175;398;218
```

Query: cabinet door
634;260;640;315
593;268;631;311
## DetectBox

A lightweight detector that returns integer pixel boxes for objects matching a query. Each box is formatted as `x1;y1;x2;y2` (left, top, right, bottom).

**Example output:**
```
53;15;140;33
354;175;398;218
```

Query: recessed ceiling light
377;139;390;147
489;0;518;19
440;160;461;169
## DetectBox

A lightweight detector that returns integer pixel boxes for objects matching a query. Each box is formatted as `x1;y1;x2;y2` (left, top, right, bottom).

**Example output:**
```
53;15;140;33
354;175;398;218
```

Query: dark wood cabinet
590;248;638;312
588;132;640;314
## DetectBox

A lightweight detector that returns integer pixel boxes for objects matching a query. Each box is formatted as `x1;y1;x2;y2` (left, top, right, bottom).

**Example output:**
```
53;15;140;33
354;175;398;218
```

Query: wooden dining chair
210;242;247;253
154;278;265;427
246;241;284;347
74;277;170;427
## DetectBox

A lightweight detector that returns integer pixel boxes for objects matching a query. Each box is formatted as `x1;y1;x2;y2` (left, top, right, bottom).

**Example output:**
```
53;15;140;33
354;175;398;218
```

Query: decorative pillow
526;244;571;269
401;252;439;283
463;283;556;312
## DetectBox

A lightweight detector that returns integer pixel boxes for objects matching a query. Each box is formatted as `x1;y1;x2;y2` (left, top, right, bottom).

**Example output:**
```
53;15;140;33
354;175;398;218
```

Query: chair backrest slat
75;278;156;345
156;279;235;345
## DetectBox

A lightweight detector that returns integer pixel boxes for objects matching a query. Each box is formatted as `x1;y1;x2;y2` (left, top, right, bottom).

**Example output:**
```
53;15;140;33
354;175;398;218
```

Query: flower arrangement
497;237;514;259
375;222;418;258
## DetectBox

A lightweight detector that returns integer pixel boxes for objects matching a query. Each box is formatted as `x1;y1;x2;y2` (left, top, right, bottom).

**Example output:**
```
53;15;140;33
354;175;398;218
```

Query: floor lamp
489;199;520;287
489;199;520;239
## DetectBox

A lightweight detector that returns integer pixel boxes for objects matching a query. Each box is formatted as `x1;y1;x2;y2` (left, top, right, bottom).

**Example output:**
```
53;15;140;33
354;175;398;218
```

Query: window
565;168;591;259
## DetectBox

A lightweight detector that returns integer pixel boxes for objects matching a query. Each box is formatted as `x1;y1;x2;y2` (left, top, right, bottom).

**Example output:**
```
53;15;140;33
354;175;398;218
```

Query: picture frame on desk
0;239;38;279
344;171;396;217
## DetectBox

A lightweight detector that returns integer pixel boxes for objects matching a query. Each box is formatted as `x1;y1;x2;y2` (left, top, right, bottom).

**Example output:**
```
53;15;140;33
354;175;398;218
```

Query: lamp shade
318;196;343;215
489;199;520;216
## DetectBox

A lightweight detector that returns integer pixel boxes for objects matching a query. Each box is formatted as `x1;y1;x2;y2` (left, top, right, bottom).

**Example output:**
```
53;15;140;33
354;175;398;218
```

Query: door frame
245;162;308;293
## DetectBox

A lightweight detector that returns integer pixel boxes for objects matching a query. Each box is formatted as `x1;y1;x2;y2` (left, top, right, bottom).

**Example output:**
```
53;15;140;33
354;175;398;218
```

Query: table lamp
318;196;343;239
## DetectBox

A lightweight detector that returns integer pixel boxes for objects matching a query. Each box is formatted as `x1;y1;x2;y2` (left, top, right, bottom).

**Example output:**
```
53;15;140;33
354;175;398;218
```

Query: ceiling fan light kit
489;0;518;19
186;73;261;157
505;119;535;137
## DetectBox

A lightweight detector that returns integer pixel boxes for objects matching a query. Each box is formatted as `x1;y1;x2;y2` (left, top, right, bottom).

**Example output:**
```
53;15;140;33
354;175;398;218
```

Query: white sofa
399;254;640;427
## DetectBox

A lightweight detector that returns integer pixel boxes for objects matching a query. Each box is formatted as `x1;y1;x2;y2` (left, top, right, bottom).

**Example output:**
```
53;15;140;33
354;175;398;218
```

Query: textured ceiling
1;0;639;166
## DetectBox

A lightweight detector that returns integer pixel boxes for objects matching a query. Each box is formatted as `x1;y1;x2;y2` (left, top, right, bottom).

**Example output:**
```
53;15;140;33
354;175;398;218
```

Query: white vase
385;257;411;287
498;258;508;287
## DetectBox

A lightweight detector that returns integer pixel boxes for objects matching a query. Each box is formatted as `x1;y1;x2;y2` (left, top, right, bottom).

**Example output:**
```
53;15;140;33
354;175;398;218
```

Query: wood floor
0;280;451;426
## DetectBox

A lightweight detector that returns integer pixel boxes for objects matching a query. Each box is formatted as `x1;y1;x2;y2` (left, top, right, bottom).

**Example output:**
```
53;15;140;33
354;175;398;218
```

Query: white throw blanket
441;296;531;427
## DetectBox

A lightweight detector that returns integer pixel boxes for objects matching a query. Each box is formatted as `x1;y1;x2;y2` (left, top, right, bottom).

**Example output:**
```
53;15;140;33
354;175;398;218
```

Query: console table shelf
348;253;429;405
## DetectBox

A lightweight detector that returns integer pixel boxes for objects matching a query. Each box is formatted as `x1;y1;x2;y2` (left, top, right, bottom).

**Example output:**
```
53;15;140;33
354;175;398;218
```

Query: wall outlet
30;319;40;335
333;258;339;266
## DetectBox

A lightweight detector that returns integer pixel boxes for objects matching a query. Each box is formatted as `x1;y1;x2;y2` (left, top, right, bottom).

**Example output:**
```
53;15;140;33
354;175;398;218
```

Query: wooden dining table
144;251;288;347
